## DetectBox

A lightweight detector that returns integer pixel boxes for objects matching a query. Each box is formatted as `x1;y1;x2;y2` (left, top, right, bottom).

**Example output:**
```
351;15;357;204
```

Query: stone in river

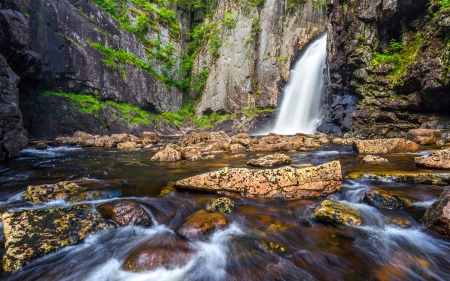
423;186;450;237
352;139;419;154
23;181;86;203
363;189;412;210
97;200;153;227
311;200;362;226
247;153;292;167
151;146;181;162
211;197;235;213
415;149;450;169
406;129;442;145
362;155;389;164
174;161;342;199
176;210;231;240
2;205;115;272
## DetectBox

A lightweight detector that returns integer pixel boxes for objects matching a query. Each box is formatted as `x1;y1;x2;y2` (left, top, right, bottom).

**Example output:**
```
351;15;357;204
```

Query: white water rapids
273;33;327;135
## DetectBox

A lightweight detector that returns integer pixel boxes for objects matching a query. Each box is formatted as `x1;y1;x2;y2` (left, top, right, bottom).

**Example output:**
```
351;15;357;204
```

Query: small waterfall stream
273;33;327;135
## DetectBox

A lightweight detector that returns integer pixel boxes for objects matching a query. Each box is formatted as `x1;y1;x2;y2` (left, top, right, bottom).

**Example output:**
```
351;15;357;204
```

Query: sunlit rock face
321;0;450;138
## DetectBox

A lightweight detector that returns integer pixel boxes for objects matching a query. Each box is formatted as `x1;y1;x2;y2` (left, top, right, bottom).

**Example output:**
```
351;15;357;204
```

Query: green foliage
223;12;238;29
287;0;307;9
313;0;326;10
24;13;30;18
277;56;286;61
436;0;450;10
248;0;266;8
372;33;424;85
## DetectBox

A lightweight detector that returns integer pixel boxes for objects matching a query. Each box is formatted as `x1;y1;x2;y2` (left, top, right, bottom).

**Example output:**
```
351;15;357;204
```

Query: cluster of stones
53;131;161;151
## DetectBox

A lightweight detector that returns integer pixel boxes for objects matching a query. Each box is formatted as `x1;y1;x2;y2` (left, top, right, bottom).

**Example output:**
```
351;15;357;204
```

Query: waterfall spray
273;33;327;135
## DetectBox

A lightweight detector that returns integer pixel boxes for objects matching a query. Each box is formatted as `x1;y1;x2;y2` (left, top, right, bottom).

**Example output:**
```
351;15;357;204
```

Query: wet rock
110;134;131;143
79;139;96;147
142;132;160;144
174;161;342;199
73;131;94;140
415;149;450;169
211;198;234;213
97;200;153;227
151;146;181;162
33;143;48;150
363;189;412;210
202;155;216;160
230;154;246;159
94;135;111;147
117;142;138;151
158;182;177;198
66;190;114;203
406;129;442;145
347;172;450;185
143;144;154;150
230;143;246;152
353;139;419;154
247;153;292;167
437;140;445;146
23;181;86;203
181;147;202;161
2;205;115;272
122;234;197;272
362;155;390;164
423;186;450;237
176;210;231;240
311;200;362;226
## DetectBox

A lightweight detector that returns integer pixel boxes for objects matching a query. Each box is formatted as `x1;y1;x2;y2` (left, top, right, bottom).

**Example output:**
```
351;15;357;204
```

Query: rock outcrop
423;186;450;237
174;161;342;199
322;0;450;138
352;139;419;154
2;205;115;272
311;200;362;226
415;149;450;169
247;153;292;167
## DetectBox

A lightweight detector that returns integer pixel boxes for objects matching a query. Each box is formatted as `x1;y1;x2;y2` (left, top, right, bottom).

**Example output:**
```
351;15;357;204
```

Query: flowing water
273;33;327;135
1;144;450;280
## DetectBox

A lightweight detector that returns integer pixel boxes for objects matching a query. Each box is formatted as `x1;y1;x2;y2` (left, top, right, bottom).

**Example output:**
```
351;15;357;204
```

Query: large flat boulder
415;149;450;169
406;129;442;145
423;186;450;237
352;139;419;154
2;205;115;272
174;161;342;199
347;172;450;185
22;181;86;203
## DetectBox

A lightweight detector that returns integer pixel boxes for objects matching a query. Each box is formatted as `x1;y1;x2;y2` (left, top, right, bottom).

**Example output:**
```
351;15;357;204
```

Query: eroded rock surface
174;161;342;199
97;200;153;227
423;187;450;237
415;149;450;169
311;200;362;226
353;139;419;154
2;205;115;272
247;153;292;167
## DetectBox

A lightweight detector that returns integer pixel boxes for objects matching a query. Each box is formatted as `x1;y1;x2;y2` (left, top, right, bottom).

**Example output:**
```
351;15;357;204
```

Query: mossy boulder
2;205;115;272
22;181;86;203
363;189;412;210
311;200;362;227
211;197;234;213
97;200;153;227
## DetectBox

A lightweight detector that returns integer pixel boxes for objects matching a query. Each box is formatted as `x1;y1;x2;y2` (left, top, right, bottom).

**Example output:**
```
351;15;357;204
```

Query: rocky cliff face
192;0;327;116
321;0;450;137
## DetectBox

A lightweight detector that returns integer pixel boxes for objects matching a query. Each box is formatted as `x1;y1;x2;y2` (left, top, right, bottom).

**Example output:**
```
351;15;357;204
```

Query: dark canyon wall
321;0;450;138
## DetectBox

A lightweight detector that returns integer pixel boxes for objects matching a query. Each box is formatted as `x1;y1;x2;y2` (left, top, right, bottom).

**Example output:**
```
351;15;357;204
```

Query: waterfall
273;33;327;135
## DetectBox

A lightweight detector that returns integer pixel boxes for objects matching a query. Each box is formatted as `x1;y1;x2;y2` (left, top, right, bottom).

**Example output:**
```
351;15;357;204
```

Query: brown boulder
423;186;450;237
260;136;280;144
247;153;292;167
122;234;197;272
174;161;342;199
79;139;96;147
363;189;412;210
94;135;111;147
230;143;246;152
352;139;419;154
73;131;94;140
406;129;442;145
142;132;160;144
23;181;86;203
97;200;153;227
362;155;390;164
311;200;362;226
176;210;231;240
117;142;138;151
415;149;450;169
233;133;251;139
151;146;181;162
181;147;202;161
110;134;131;143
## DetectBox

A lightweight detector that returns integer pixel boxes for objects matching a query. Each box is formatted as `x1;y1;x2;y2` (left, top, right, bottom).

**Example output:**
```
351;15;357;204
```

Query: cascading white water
273;33;327;135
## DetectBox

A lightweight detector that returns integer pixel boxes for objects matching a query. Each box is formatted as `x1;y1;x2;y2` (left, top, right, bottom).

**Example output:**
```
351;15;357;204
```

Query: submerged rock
406;129;442;145
247;153;292;167
97;200;153;227
66;190;114;203
117;142;138;151
122;234;198;272
211;198;235;213
362;155;390;164
22;181;86;203
415;149;450;169
311;200;362;226
176;210;231;240
2;205;115;272
151;146;181;162
423;186;450;237
363;189;412;210
352;139;419;154
174;161;342;199
348;172;450;186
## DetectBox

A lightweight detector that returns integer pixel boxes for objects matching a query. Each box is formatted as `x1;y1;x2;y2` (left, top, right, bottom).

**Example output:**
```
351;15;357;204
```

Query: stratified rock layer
353;139;419;154
423;186;450;237
174;161;342;199
415;149;450;169
2;205;115;272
